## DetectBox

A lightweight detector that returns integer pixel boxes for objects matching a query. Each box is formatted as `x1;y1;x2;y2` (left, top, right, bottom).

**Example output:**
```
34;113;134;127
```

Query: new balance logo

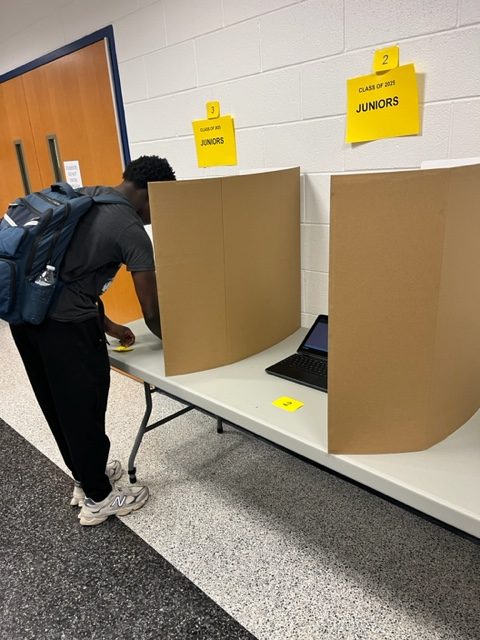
110;495;127;508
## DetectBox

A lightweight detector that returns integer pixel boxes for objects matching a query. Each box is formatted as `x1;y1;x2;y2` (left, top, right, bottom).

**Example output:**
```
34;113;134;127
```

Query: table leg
128;385;195;482
128;382;153;483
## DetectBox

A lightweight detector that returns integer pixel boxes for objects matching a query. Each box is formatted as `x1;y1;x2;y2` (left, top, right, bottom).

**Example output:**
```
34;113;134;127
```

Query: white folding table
109;320;480;539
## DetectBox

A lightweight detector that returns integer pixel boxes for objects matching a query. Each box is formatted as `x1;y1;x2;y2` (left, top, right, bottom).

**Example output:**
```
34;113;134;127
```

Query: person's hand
106;322;135;347
116;326;135;347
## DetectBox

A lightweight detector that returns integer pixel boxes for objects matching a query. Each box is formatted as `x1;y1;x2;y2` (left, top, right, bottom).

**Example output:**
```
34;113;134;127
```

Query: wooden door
0;40;142;324
0;76;43;212
21;40;123;187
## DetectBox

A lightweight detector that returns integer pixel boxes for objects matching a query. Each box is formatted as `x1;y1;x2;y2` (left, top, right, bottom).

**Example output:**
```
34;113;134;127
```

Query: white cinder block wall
1;0;479;327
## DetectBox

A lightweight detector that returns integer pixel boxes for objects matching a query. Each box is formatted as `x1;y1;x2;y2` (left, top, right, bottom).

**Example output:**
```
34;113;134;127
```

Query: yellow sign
373;45;399;72
192;115;237;167
346;63;419;143
206;101;220;119
272;396;304;412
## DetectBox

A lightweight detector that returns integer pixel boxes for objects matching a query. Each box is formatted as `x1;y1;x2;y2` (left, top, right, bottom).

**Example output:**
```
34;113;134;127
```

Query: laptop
265;315;328;392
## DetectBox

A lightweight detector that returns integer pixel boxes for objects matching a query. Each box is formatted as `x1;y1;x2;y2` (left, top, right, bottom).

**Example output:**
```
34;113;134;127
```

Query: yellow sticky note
373;46;399;72
272;396;304;412
206;101;220;119
192;115;237;167
346;63;419;143
113;345;134;352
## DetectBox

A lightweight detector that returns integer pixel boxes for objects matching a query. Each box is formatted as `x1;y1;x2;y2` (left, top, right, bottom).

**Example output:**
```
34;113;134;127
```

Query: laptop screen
299;315;328;357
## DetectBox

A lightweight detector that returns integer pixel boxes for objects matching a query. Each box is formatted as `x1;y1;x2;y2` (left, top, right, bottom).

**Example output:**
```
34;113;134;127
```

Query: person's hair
122;155;176;189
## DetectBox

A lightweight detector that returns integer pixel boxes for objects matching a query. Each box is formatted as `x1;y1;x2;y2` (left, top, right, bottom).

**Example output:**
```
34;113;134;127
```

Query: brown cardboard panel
428;164;480;439
149;168;300;376
328;169;450;453
222;168;301;361
149;179;228;375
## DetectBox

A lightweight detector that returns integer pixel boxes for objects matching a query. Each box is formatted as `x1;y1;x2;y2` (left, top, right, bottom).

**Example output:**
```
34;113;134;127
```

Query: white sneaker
78;484;149;526
70;460;123;507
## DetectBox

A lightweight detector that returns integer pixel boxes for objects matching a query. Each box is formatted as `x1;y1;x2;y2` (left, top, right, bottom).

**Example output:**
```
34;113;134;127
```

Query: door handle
13;139;31;195
46;134;64;182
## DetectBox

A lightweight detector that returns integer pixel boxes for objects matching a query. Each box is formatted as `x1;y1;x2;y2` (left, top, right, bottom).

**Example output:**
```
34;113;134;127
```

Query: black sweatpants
10;317;112;502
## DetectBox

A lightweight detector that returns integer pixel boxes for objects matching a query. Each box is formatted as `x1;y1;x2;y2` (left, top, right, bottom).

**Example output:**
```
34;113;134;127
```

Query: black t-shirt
49;186;154;322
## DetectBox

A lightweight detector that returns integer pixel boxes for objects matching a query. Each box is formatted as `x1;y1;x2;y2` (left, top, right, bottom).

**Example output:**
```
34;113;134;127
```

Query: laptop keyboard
285;353;327;375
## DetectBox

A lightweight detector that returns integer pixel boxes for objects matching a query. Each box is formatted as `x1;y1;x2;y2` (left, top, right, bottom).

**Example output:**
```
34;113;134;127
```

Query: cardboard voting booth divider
148;168;300;376
328;164;480;453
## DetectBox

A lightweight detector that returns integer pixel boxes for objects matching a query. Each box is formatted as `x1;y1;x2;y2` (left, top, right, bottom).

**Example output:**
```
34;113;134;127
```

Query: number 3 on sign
373;46;399;72
206;101;220;119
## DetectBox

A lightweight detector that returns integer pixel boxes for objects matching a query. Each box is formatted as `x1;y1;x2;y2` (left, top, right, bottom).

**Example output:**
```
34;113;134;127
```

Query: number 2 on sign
373;46;399;72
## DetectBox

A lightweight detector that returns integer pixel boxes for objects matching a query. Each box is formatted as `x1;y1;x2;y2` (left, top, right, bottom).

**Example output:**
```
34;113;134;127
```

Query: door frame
0;26;130;165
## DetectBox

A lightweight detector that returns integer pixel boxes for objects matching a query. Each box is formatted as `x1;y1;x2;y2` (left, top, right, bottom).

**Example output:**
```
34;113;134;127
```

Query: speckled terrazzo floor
1;320;480;640
0;419;256;640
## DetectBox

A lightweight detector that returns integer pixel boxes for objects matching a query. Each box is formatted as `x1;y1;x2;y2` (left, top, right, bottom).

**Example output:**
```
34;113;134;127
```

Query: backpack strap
51;182;127;207
50;182;80;199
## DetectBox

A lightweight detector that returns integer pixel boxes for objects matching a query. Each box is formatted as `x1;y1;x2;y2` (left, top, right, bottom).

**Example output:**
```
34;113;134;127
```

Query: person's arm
104;315;136;347
131;270;162;339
